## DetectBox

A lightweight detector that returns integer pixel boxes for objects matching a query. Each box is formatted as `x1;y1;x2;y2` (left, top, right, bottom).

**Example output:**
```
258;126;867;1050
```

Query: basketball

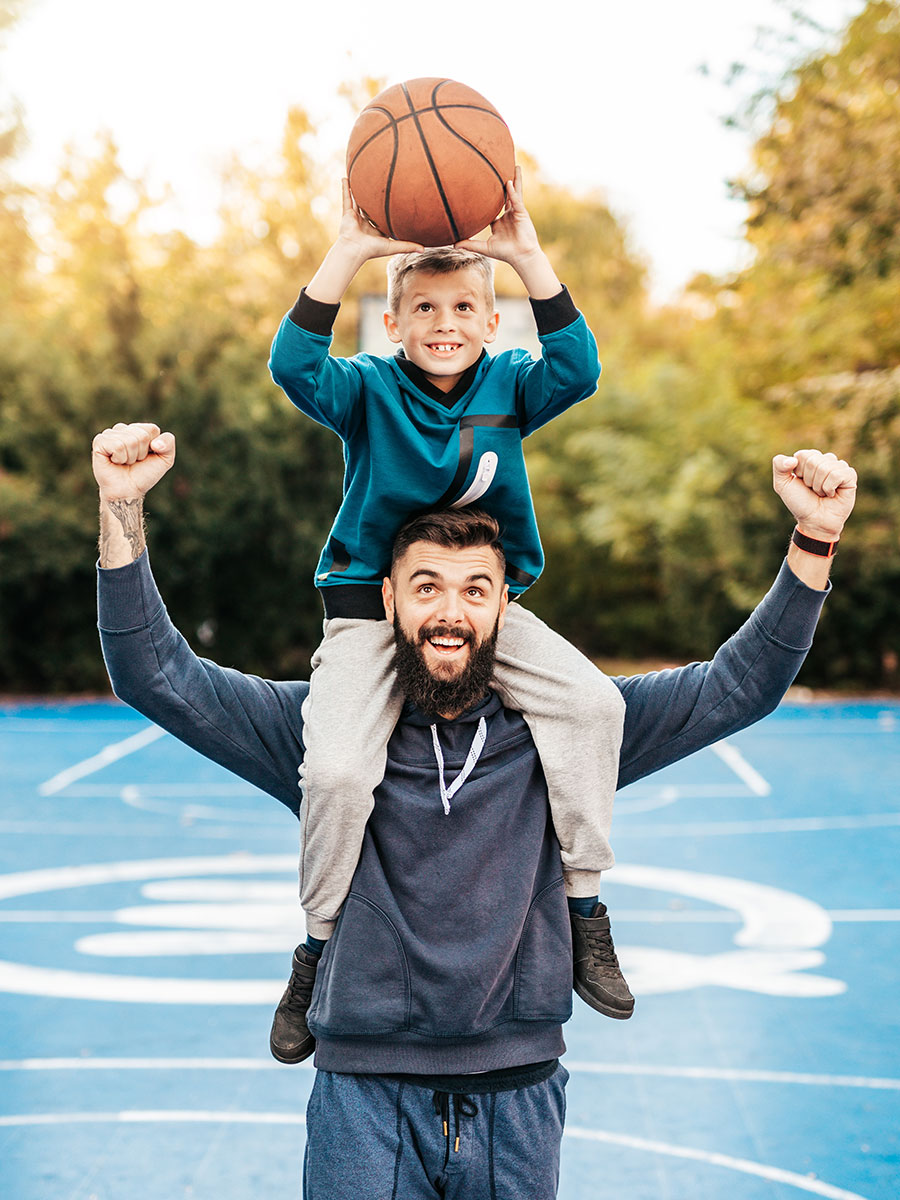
346;78;516;247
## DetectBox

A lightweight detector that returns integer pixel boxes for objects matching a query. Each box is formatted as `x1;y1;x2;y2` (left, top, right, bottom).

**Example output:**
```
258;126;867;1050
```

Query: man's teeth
430;636;465;647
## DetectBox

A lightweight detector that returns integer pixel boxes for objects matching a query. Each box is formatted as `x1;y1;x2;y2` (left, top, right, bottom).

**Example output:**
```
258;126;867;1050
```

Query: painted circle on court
0;854;845;1003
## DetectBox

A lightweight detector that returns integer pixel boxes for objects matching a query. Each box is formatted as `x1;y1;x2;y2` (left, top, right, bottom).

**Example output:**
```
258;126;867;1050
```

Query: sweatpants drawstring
431;1090;479;1157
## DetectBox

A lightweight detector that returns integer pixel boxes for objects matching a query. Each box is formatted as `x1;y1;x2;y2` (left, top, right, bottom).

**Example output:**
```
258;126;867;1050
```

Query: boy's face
383;268;500;393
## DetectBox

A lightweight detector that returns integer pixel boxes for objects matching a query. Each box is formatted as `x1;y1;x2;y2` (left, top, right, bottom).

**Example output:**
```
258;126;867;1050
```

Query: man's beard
392;615;499;718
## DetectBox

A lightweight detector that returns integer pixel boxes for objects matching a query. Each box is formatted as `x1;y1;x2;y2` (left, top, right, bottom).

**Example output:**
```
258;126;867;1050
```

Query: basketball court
1;695;898;1198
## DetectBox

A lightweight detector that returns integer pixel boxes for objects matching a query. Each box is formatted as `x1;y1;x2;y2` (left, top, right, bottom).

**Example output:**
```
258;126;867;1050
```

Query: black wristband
792;527;839;557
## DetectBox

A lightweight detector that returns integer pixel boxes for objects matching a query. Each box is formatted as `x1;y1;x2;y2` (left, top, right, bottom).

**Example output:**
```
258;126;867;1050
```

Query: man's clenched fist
92;422;176;500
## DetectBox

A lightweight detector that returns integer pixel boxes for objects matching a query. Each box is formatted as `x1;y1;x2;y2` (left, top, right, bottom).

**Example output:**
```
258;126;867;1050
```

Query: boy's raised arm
306;178;424;304
454;166;562;299
269;180;423;438
456;166;600;435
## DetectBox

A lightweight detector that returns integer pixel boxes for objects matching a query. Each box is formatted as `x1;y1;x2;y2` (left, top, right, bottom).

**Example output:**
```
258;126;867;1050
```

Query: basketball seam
430;78;509;227
347;105;503;171
382;120;399;239
431;108;509;193
402;81;460;243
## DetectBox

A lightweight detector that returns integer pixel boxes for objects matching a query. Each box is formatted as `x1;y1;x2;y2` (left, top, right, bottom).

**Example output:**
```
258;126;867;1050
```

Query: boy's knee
574;673;626;731
303;753;383;801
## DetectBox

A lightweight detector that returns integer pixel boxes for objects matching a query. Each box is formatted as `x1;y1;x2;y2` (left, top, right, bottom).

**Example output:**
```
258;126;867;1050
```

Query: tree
721;1;900;382
0;120;344;691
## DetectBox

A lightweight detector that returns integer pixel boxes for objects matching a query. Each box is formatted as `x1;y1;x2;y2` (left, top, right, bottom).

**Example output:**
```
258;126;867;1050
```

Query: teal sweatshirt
269;287;600;617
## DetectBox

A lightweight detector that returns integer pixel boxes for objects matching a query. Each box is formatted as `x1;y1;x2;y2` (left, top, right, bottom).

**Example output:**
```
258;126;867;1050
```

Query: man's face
382;541;508;717
383;268;500;394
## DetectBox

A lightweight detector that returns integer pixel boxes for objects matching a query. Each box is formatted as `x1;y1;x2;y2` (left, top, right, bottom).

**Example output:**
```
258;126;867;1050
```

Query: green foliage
526;352;778;664
0;133;342;691
719;1;900;380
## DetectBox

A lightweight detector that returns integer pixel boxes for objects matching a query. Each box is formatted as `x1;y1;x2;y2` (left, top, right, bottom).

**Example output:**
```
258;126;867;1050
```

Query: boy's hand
455;167;562;299
305;180;424;304
335;178;424;262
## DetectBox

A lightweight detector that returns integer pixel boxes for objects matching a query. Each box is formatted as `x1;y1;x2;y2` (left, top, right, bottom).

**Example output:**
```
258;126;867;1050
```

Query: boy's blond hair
386;247;495;315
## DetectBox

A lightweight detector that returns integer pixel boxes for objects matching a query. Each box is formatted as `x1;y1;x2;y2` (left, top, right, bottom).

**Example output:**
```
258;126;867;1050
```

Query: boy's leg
270;617;402;1063
492;603;633;1019
299;616;403;938
493;603;624;893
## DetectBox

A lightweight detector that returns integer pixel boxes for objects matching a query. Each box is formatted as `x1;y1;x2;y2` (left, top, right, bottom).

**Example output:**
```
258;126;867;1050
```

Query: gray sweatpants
298;604;625;939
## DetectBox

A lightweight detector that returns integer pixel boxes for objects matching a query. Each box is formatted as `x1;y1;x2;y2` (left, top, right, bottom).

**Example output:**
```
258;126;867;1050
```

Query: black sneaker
269;945;319;1063
571;902;634;1020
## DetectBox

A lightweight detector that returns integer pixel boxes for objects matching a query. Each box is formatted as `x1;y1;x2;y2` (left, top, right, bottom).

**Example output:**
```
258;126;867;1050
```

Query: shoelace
583;922;622;975
283;962;316;1016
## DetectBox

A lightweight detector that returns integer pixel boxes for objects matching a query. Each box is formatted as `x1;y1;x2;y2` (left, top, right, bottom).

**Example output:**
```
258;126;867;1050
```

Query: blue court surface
1;697;898;1199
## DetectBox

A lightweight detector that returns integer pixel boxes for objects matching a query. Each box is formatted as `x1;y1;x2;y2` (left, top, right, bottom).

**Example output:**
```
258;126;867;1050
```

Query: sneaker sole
574;978;635;1020
269;1038;316;1065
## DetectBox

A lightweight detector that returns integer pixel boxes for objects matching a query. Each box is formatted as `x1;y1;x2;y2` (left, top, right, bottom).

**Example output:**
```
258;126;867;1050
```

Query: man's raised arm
615;448;858;789
92;421;305;816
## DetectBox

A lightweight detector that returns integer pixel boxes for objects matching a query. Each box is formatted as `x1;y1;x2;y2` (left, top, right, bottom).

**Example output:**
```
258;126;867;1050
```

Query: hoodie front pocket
513;878;574;1022
307;893;411;1036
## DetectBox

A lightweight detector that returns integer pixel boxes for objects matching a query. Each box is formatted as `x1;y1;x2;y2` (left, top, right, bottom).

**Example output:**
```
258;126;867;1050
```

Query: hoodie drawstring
432;1090;479;1158
429;717;487;815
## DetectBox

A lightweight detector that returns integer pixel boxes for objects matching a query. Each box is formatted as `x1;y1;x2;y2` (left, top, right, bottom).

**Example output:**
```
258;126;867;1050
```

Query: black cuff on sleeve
529;285;579;335
288;287;341;336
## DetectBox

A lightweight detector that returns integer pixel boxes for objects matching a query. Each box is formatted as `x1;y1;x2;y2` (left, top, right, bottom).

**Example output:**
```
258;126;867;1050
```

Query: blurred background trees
1;0;898;691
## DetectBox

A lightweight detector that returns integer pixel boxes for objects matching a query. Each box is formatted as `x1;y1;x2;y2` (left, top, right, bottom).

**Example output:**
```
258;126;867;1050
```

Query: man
93;422;856;1199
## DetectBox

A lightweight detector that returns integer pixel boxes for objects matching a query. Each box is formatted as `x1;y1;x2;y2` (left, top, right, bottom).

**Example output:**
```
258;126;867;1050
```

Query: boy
267;168;631;1064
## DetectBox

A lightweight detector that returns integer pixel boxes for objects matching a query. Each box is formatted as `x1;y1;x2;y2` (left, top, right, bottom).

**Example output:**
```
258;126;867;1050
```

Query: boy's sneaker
570;902;634;1020
269;945;319;1063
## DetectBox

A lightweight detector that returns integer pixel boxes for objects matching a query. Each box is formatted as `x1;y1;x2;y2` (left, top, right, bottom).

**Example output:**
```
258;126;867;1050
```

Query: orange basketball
346;78;516;247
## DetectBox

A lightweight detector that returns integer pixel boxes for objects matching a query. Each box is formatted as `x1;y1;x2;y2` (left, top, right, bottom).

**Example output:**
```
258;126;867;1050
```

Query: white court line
0;721;146;734
828;909;900;921
565;1127;870;1200
709;740;771;796
37;725;167;796
616;812;900;837
0;820;285;838
0;1110;872;1199
119;785;271;824
61;783;263;797
563;1062;900;1090
0;1059;897;1091
0;853;297;901
0;1110;304;1126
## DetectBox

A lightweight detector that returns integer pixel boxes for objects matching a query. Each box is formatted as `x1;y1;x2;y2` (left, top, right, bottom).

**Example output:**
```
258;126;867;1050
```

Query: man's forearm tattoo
103;498;146;562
